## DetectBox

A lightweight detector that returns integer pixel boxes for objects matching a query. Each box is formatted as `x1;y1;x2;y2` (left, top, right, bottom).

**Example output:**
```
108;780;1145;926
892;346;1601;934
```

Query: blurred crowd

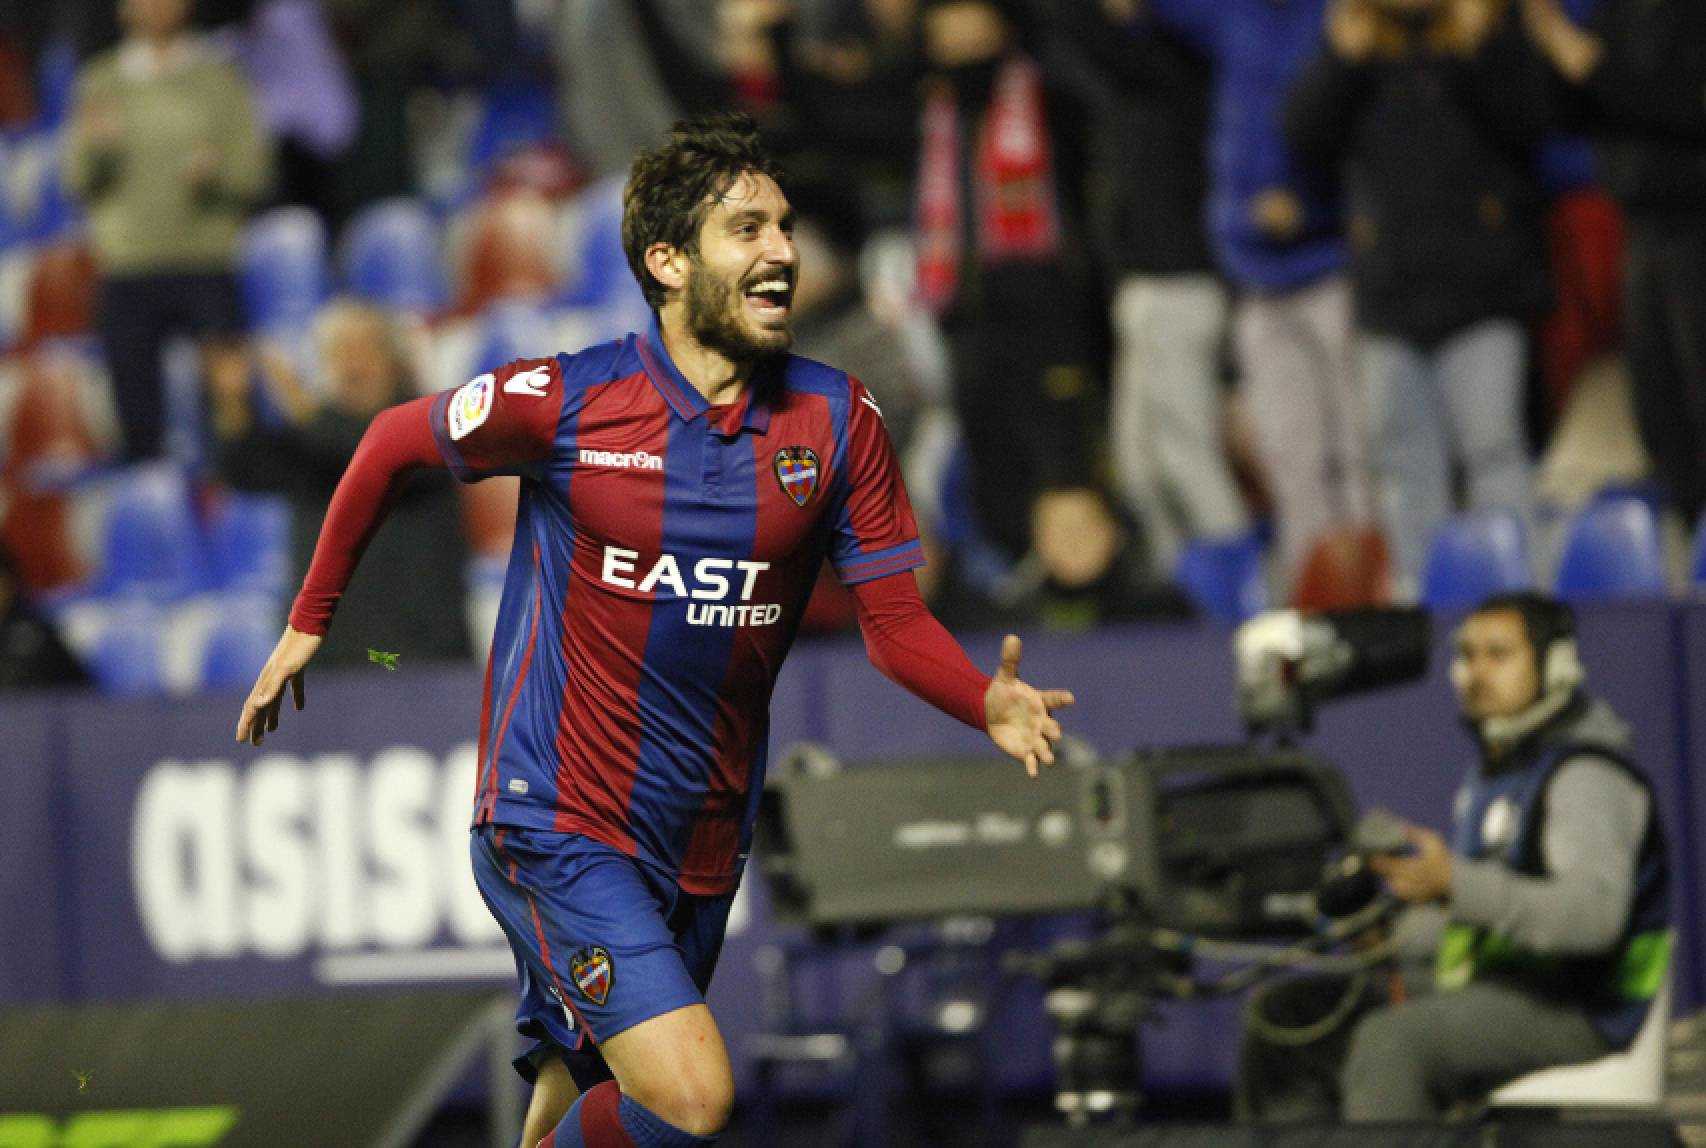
0;0;1703;695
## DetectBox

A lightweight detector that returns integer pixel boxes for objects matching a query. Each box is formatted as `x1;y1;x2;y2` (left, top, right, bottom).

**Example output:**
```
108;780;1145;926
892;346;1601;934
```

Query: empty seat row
1174;493;1701;623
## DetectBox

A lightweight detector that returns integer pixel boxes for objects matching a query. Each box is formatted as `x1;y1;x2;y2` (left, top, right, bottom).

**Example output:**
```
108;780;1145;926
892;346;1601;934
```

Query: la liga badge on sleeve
772;446;819;507
570;946;614;1006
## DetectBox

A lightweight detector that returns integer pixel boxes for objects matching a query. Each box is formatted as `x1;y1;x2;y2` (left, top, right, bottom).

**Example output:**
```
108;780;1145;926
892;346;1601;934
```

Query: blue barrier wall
1;603;1700;1094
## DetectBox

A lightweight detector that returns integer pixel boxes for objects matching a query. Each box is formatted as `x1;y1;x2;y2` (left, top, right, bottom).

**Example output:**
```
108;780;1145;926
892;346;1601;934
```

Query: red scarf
915;56;1063;316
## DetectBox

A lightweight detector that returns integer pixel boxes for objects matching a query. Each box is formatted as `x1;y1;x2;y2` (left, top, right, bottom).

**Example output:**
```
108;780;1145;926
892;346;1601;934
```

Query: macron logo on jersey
579;448;665;472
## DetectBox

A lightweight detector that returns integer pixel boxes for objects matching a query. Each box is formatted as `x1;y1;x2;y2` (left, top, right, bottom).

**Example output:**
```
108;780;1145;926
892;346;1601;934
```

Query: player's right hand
236;625;322;746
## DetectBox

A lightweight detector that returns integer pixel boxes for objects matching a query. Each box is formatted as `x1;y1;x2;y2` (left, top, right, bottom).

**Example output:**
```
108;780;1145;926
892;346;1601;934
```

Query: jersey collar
637;316;774;435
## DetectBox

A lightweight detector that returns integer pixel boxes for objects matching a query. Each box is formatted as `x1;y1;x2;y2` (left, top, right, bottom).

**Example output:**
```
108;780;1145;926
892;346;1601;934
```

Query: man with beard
1238;593;1671;1123
232;113;1074;1148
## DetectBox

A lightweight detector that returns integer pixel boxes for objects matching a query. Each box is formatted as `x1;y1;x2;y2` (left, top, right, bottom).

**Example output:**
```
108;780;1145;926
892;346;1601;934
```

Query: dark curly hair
622;112;787;310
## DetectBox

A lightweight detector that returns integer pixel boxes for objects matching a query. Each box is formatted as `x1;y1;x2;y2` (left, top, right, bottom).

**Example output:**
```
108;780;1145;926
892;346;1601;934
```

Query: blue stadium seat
2;133;79;244
199;612;278;692
25;143;78;243
467;80;558;173
338;198;446;312
558;176;644;317
913;444;1016;601
1691;513;1706;591
98;466;207;600
205;491;290;594
1553;495;1668;600
1420;509;1532;610
472;299;557;370
34;39;79;129
88;608;166;696
241;208;329;336
1174;531;1270;623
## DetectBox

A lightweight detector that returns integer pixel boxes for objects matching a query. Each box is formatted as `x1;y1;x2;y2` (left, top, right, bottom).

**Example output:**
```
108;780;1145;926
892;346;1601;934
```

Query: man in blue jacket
1151;0;1370;594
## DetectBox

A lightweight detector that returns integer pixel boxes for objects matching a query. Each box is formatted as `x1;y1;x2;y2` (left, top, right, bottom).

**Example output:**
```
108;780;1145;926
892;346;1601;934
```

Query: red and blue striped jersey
430;322;924;893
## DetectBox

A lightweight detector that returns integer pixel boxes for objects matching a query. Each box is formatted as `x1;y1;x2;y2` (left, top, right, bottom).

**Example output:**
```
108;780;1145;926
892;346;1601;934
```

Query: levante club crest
773;447;820;507
570;946;614;1006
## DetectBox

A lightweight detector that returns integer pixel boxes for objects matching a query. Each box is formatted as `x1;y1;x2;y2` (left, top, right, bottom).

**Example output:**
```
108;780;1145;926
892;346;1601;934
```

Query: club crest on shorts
773;446;819;507
569;946;614;1006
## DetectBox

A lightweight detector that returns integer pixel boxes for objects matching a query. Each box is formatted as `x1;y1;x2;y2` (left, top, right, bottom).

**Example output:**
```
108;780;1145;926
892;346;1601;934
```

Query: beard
684;259;792;363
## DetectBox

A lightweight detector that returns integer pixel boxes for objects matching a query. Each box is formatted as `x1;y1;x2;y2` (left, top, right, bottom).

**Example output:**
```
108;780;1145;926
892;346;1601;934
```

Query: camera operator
1240;591;1672;1122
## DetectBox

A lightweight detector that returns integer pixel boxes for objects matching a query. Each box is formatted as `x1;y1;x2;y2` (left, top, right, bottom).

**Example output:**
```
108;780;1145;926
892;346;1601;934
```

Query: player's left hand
983;634;1074;778
1369;824;1454;904
235;625;322;746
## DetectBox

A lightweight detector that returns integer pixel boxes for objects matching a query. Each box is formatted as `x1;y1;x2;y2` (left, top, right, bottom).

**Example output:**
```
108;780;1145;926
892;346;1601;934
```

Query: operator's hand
235;625;322;746
983;634;1074;778
1369;825;1454;904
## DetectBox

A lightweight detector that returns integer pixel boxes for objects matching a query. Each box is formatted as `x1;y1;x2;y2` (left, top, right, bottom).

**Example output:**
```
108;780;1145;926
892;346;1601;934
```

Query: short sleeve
827;376;926;585
430;356;563;482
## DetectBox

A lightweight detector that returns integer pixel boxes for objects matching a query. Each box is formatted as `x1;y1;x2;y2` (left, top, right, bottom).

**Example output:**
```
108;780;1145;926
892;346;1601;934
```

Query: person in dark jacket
0;544;89;691
912;0;1103;564
1055;0;1248;578
1151;0;1371;597
1286;0;1553;596
209;300;471;667
1521;0;1706;526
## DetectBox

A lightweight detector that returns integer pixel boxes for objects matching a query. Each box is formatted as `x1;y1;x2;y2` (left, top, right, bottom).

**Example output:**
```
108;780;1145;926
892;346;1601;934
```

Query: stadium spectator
1151;0;1374;599
321;0;478;216
230;0;359;232
724;0;923;228
1286;0;1552;598
1015;486;1195;629
913;0;1102;567
454;188;563;313
788;203;935;632
554;0;730;178
209;300;470;668
63;0;270;463
1238;593;1671;1121
1057;0;1247;578
788;208;924;455
0;543;89;691
1521;0;1706;526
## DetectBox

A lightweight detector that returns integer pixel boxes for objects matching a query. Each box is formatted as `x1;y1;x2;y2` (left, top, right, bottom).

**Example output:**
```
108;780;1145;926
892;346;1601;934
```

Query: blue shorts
470;825;736;1087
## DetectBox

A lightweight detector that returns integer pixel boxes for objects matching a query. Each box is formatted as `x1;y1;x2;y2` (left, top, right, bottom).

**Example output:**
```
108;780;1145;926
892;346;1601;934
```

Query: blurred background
0;0;1703;1144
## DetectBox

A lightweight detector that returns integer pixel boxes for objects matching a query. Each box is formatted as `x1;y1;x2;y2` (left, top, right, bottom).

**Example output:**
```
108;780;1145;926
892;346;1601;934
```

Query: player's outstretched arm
850;573;1074;776
232;394;444;745
235;625;321;746
982;634;1075;778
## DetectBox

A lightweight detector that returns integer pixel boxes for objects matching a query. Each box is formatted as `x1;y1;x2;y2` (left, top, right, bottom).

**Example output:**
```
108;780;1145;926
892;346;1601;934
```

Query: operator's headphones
1451;592;1584;698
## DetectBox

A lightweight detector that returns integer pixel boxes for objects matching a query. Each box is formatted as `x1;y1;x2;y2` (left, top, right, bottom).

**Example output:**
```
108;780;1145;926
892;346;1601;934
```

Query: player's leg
520;1058;578;1148
537;883;743;1145
572;885;741;1135
479;828;734;1145
558;1002;734;1138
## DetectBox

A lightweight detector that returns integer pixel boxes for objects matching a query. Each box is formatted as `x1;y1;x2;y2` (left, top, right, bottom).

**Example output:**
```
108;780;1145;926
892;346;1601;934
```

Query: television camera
753;608;1433;1125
